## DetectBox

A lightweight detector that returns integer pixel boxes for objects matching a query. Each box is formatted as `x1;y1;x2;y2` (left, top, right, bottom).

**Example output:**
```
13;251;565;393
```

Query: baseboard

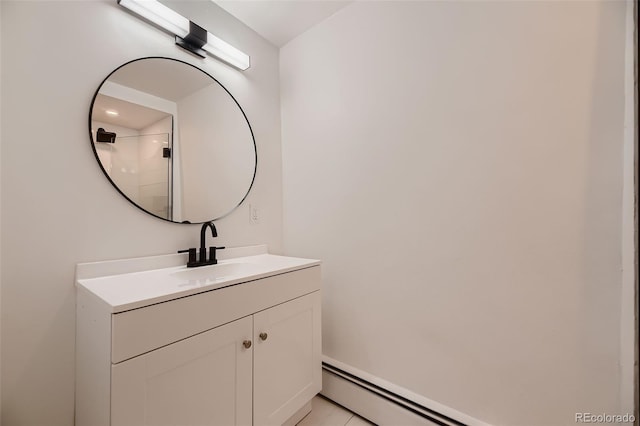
321;358;491;426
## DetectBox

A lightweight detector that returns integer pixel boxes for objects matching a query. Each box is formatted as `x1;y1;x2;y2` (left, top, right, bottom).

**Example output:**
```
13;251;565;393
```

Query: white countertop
77;253;320;312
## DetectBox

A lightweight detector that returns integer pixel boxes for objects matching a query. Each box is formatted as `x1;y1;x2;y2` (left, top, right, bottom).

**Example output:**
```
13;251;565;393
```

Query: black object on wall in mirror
96;128;116;143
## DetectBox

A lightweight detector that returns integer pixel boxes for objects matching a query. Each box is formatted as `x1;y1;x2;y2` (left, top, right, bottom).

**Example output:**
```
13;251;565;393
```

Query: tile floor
297;395;375;426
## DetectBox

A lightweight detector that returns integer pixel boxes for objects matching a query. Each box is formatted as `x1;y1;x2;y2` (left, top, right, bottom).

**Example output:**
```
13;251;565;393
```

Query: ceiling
214;1;351;47
93;94;171;130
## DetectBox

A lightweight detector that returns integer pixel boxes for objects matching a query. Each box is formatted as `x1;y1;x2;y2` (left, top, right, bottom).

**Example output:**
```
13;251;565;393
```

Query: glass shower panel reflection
137;133;172;220
94;132;172;220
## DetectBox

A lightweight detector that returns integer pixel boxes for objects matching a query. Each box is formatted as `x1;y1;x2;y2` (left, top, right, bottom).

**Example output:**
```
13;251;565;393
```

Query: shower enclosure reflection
93;130;172;220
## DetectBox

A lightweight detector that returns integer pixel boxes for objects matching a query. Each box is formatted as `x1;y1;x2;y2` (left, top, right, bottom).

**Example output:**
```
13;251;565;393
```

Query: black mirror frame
88;56;257;224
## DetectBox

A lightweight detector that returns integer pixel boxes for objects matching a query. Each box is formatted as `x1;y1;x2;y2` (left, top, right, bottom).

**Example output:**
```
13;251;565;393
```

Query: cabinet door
253;291;322;426
111;316;253;426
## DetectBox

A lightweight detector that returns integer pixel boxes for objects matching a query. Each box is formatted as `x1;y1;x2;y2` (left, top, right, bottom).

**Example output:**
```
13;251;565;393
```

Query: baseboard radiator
321;358;489;426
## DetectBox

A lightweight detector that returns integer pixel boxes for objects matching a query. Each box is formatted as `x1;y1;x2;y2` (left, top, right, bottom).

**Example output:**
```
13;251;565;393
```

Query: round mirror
89;57;257;223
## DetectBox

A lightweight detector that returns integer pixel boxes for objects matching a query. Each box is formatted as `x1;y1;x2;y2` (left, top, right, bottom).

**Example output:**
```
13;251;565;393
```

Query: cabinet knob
259;332;268;341
243;340;252;349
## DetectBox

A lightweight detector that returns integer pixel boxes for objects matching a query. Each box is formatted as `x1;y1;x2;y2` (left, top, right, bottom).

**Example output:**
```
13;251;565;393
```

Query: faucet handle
208;246;226;265
178;248;197;266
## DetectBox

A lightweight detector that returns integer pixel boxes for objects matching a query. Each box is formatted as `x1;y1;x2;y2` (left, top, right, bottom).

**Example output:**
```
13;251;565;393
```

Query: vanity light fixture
117;0;250;70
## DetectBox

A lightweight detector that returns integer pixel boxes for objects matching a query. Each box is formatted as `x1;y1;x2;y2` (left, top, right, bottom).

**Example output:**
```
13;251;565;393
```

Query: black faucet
200;221;217;263
178;221;226;268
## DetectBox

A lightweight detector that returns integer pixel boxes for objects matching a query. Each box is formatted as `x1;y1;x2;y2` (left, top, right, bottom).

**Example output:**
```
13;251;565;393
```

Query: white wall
281;2;629;425
178;83;255;221
620;0;638;416
0;1;281;424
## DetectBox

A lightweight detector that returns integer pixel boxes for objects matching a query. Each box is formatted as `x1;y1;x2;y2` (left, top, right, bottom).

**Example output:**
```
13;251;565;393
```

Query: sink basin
171;262;263;282
76;249;321;312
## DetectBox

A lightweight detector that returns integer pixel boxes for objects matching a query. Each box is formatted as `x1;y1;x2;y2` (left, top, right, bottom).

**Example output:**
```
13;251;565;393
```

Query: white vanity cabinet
111;316;254;426
253;293;322;425
76;252;321;426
